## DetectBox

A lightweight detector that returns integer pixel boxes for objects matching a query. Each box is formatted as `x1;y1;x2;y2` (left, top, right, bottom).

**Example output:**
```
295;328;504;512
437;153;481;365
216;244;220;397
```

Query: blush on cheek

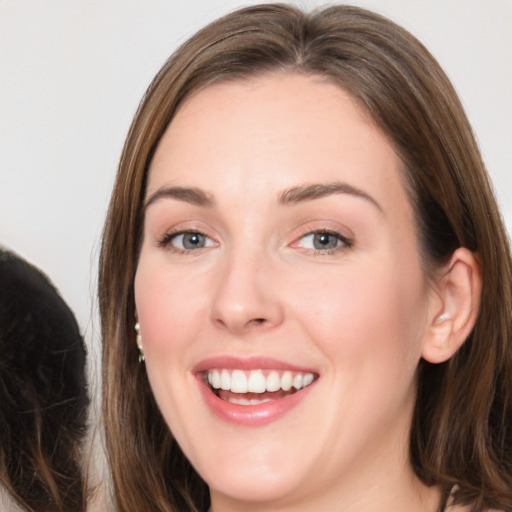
136;283;211;364
308;272;422;366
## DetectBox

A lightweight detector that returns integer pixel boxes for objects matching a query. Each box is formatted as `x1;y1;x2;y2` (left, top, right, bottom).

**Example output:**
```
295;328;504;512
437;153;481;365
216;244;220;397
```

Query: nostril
214;318;227;328
213;316;268;333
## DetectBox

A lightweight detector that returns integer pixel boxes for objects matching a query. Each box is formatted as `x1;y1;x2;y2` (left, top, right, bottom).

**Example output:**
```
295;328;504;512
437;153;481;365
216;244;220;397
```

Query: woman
99;4;512;511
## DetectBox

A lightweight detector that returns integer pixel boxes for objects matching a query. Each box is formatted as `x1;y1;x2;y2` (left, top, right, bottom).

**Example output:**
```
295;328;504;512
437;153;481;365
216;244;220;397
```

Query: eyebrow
144;181;382;213
278;182;383;213
144;186;214;210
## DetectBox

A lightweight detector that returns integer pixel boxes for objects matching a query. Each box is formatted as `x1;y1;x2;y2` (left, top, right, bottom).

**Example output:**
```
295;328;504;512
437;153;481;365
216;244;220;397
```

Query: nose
210;247;284;335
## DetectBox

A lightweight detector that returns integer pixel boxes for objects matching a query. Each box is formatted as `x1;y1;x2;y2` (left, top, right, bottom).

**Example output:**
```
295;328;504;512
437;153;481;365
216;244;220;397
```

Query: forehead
147;73;411;220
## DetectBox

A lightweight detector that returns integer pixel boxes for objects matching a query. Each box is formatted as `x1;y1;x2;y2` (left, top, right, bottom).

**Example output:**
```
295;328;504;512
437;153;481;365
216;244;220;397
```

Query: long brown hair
99;4;512;511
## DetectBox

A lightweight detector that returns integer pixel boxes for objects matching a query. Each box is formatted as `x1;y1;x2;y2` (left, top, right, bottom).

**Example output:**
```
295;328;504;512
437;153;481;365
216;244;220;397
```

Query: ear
421;248;482;364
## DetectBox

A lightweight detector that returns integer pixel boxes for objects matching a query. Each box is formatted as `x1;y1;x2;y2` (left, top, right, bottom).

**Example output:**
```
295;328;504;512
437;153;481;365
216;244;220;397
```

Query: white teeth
303;372;314;387
207;368;316;394
250;398;271;405
281;371;293;391
231;370;248;393
209;369;221;389
247;370;266;393
228;397;273;406
266;371;281;392
220;369;231;390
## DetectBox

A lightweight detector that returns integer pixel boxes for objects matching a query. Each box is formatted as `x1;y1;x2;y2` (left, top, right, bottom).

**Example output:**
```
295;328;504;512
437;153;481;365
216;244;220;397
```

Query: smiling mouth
205;368;317;406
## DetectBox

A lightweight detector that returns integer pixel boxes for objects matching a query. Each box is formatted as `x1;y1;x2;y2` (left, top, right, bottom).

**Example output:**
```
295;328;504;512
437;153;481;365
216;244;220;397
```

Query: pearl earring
135;322;145;363
435;312;450;324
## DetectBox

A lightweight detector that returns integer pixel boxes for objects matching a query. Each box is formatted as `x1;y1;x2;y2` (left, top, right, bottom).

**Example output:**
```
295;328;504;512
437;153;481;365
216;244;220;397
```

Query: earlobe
421;248;482;364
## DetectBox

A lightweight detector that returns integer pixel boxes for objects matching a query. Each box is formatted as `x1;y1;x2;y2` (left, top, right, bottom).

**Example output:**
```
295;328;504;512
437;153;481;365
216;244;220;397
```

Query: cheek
133;260;209;435
287;258;428;375
134;259;210;359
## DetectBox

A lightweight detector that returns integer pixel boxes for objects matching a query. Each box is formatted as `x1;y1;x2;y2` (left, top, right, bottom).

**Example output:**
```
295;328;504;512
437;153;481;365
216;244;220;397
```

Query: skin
134;74;466;511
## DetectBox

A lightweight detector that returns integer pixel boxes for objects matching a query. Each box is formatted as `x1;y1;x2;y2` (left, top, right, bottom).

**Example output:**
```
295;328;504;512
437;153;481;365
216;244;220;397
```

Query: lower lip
197;378;315;427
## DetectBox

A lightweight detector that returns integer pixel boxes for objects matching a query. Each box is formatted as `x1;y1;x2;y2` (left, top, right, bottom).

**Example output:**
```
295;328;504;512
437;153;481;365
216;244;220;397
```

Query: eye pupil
183;233;205;249
313;233;338;250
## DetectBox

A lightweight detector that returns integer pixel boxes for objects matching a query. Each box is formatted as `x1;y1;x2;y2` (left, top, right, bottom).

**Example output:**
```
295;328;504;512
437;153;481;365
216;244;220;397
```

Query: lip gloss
193;356;316;374
197;377;315;426
193;356;318;427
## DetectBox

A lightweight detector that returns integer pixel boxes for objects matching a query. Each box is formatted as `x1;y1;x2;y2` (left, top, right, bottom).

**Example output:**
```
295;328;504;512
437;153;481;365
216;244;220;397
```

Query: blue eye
297;231;351;252
160;231;214;251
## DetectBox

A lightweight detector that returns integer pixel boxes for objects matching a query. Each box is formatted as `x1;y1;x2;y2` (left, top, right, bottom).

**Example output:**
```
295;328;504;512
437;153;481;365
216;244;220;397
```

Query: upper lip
192;356;317;375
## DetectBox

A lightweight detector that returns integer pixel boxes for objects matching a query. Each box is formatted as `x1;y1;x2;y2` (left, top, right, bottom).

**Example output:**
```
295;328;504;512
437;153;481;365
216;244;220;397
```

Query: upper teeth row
207;369;315;394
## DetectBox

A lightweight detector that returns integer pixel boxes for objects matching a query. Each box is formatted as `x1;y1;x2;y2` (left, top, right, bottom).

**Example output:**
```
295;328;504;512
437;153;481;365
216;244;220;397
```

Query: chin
177;429;312;505
205;464;304;505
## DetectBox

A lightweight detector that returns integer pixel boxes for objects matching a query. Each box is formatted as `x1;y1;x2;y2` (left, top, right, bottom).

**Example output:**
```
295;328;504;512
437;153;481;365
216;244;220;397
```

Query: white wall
1;0;511;357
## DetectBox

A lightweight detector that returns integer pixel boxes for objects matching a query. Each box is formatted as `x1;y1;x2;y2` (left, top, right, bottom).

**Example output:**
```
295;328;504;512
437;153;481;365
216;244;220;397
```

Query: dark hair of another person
98;4;512;511
0;249;89;512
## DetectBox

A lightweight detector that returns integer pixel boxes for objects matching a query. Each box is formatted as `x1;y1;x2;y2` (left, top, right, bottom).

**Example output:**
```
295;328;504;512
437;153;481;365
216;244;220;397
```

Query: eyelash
157;228;353;256
157;229;215;254
292;229;353;255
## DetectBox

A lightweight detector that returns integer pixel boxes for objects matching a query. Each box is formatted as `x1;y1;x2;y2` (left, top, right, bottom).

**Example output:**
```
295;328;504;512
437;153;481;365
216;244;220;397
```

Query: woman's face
135;74;438;507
